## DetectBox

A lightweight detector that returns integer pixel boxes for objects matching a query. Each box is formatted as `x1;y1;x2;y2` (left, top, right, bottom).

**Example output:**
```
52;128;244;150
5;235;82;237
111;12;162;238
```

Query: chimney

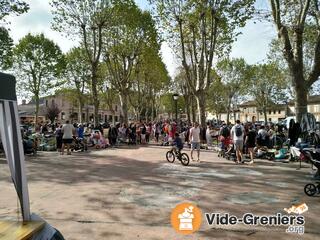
22;100;27;105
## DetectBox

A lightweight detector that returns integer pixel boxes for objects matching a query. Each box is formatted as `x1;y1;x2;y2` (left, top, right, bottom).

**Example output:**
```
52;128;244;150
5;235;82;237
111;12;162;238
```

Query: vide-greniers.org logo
205;213;304;226
205;213;305;235
171;203;306;235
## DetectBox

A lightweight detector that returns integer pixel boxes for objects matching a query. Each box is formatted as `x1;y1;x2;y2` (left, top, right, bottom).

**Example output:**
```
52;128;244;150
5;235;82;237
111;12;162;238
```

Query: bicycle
166;148;190;166
304;182;320;196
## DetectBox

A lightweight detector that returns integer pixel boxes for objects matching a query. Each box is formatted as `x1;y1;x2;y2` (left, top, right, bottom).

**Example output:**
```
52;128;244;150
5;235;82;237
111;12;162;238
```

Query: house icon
178;206;194;230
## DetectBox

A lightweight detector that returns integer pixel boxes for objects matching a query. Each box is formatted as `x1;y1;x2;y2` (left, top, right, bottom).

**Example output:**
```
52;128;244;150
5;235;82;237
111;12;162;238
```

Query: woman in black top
245;124;256;164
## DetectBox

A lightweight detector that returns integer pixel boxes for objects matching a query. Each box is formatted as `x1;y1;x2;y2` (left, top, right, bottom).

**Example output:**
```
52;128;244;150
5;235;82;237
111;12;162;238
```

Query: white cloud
7;0;76;52
160;42;179;78
6;0;276;79
230;20;276;64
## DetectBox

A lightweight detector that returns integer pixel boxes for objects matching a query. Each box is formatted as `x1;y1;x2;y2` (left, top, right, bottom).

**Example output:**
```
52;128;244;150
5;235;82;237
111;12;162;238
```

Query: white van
279;116;296;129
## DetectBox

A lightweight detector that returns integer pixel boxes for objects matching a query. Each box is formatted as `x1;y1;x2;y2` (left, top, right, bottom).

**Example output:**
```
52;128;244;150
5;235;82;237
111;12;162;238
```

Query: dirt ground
0;146;319;239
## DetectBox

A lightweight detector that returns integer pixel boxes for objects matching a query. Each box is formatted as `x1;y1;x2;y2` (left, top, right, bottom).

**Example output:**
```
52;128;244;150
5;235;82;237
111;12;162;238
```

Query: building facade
207;95;320;123
18;93;122;124
238;101;288;123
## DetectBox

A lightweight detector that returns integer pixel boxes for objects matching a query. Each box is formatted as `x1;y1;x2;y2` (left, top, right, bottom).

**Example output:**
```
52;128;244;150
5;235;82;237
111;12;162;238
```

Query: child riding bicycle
172;133;184;157
166;132;190;166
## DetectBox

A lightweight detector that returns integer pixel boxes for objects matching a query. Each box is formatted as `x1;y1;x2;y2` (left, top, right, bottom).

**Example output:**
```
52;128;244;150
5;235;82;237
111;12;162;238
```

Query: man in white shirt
189;122;201;161
257;125;269;146
61;120;75;155
230;120;244;163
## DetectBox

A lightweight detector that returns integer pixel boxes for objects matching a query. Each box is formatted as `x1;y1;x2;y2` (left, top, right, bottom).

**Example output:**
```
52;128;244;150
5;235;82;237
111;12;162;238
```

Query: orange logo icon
171;202;202;235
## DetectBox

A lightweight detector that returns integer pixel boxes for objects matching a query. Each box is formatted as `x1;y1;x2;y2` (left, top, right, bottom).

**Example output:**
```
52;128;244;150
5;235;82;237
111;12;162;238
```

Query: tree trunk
34;95;39;125
294;82;308;123
269;3;316;124
263;106;268;124
151;102;154;121
78;102;83;123
226;96;232;124
191;96;196;123
155;107;158;121
119;92;128;125
145;108;149;121
184;94;191;121
91;70;99;126
195;92;206;127
86;107;89;122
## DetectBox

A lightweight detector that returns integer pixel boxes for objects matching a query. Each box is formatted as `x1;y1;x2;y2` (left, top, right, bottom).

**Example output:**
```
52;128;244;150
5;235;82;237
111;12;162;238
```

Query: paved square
0;147;319;239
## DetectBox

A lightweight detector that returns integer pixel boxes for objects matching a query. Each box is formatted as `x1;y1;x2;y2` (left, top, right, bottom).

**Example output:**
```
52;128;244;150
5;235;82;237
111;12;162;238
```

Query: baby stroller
300;148;320;178
300;148;320;196
71;136;87;152
224;143;237;162
218;136;232;158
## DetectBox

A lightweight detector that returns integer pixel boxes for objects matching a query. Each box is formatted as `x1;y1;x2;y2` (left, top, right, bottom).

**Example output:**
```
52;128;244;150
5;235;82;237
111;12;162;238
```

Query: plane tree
269;0;320;121
151;0;255;126
0;0;29;69
247;62;288;123
13;33;65;123
216;58;249;123
102;0;159;124
64;47;91;123
51;0;111;125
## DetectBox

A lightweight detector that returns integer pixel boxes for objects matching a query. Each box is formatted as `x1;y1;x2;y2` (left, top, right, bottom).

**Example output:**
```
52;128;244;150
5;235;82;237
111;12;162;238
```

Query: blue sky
6;0;276;77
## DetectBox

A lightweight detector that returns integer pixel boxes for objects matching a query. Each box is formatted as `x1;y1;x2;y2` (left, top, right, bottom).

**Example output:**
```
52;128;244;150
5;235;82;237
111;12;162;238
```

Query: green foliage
211;58;250;122
13;33;66;100
99;87;119;111
0;27;13;69
150;0;255;58
216;58;249;106
65;47;91;98
105;0;158;53
51;0;111;37
101;1;164;121
104;1;159;90
51;0;115;124
0;0;29;69
150;0;255;126
268;27;318;85
247;62;289;121
160;93;185;114
269;0;320;120
0;0;29;23
207;80;228;116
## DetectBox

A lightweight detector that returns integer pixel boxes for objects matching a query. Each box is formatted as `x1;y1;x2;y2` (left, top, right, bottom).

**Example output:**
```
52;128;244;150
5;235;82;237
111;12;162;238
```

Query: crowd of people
19;118;301;164
218;119;301;164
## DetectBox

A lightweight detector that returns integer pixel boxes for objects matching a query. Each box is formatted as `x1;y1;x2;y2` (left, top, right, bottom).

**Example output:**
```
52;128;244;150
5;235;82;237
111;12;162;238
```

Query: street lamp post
173;93;179;121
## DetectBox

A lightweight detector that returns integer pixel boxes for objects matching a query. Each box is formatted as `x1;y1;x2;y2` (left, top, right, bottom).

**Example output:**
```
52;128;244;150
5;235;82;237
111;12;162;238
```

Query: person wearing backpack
220;122;230;138
219;122;230;150
231;120;245;164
